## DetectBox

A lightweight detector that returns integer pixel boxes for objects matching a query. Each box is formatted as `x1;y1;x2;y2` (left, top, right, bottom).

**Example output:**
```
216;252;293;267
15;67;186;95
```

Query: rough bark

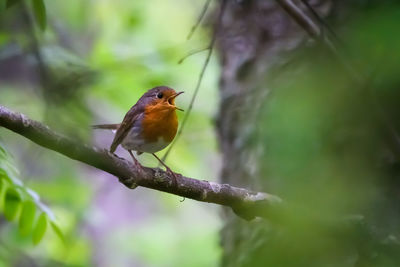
215;0;330;266
215;0;400;266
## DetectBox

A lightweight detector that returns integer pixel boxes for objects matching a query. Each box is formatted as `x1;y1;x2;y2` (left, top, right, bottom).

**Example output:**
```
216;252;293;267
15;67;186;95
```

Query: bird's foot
128;150;144;173
132;158;143;170
165;167;181;187
150;153;181;187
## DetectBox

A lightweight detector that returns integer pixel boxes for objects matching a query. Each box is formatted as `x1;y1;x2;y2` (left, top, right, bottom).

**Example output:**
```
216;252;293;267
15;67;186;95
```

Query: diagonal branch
275;0;400;156
186;0;212;41
276;0;362;82
0;105;281;221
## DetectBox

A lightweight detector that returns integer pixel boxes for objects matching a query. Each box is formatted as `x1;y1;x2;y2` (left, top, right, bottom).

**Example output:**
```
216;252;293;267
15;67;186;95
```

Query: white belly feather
121;124;169;153
137;136;169;153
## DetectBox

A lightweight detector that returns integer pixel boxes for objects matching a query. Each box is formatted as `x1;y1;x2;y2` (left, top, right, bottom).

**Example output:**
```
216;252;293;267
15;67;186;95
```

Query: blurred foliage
0;0;220;266
31;0;46;31
2;0;400;266
0;144;63;256
233;3;400;267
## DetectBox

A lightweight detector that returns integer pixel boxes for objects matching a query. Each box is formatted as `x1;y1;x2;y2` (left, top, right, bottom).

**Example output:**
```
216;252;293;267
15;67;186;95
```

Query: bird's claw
165;167;180;187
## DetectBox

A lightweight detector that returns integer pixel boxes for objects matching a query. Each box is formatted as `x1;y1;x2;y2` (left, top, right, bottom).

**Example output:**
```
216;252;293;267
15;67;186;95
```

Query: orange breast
141;104;178;143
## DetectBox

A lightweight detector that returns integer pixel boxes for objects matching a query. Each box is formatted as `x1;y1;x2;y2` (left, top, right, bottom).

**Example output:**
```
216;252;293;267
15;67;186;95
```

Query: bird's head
142;86;184;111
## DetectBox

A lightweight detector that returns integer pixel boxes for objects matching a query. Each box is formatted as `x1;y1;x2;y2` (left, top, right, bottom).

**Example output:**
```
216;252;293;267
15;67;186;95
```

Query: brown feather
97;86;179;153
109;104;142;153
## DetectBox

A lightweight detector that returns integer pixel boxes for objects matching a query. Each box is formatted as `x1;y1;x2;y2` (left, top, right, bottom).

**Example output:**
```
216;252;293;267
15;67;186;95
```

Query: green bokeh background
1;0;400;266
0;0;221;266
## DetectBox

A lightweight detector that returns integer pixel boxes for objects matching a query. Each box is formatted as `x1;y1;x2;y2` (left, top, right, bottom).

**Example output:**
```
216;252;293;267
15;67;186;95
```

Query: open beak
168;91;184;111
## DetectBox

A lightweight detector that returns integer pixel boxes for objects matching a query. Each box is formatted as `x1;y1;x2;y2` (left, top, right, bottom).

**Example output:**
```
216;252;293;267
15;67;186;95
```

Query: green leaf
6;0;19;8
32;0;46;31
0;145;5;158
50;222;65;243
32;213;47;245
4;187;21;221
19;201;36;236
0;156;21;184
0;179;6;210
0;178;5;192
0;168;7;178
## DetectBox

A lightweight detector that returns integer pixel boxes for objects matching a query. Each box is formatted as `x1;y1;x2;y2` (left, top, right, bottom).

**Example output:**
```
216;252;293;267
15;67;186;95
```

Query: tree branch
276;0;362;82
186;0;212;41
275;0;400;156
0;105;281;220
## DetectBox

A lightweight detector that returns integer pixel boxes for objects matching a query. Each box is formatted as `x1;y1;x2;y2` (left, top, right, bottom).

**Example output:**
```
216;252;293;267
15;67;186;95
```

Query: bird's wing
109;105;141;153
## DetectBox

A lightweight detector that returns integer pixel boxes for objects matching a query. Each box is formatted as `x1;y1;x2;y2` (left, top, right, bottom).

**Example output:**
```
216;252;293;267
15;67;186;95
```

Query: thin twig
276;0;363;81
275;0;400;154
178;47;210;64
162;0;227;163
299;0;342;45
186;0;212;40
276;0;320;37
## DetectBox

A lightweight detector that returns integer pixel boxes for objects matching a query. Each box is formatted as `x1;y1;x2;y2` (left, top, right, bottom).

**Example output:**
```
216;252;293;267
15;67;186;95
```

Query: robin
92;86;184;183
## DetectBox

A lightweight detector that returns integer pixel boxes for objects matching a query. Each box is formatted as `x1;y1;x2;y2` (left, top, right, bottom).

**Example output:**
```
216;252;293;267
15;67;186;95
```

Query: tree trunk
216;1;311;265
215;1;400;266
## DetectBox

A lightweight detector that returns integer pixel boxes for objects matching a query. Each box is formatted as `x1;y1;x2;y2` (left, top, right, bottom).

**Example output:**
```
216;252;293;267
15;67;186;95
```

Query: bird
92;86;184;184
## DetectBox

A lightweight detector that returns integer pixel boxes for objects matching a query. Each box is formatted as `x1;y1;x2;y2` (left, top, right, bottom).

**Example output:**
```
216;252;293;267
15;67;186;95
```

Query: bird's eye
157;92;163;99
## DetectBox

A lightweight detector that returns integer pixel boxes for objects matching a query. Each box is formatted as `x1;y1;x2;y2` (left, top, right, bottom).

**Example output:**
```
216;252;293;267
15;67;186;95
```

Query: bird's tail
92;123;120;130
